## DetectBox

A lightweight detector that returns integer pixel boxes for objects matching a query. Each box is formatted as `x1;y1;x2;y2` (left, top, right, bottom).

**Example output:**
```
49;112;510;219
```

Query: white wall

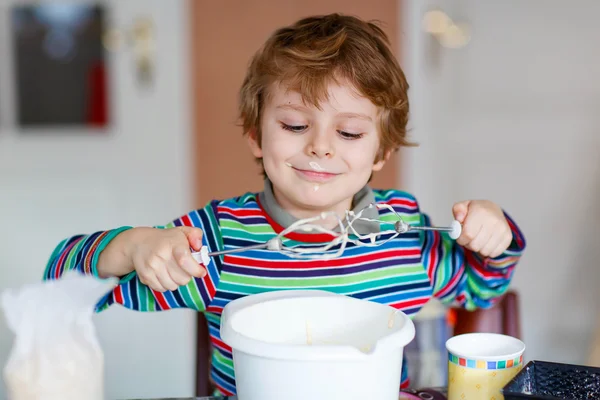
0;1;196;398
402;0;600;365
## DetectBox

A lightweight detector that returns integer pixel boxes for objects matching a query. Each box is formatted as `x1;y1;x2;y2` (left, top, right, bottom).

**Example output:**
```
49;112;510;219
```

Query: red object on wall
86;61;108;127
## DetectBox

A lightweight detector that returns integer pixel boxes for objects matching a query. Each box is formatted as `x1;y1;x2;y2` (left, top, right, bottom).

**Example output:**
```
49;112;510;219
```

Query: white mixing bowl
220;290;415;400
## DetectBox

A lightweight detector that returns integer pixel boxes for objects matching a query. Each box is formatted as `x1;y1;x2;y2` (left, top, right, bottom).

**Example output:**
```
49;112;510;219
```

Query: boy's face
247;80;387;217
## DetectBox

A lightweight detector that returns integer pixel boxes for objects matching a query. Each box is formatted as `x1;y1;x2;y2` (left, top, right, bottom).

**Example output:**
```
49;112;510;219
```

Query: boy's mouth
292;167;340;183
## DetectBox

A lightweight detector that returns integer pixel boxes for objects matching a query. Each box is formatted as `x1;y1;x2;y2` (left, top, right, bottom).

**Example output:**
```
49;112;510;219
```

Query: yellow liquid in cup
448;361;522;400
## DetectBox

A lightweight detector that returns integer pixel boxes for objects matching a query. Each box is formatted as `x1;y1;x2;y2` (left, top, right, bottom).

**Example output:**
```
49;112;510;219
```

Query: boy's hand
129;227;207;292
452;200;512;258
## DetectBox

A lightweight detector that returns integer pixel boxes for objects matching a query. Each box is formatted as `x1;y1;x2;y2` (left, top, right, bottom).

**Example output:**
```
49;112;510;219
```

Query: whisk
191;203;461;265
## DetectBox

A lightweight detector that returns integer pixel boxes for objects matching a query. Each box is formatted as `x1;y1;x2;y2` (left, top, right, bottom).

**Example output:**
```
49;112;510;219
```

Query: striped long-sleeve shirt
44;189;526;396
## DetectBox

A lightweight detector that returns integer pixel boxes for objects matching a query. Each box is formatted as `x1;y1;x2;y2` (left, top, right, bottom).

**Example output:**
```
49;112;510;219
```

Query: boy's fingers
179;227;204;251
167;260;193;286
173;246;207;278
452;201;470;223
142;275;165;292
467;229;492;254
156;268;178;292
479;233;500;257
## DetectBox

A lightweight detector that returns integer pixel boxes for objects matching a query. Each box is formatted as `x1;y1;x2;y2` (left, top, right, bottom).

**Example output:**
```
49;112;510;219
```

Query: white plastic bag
1;271;117;400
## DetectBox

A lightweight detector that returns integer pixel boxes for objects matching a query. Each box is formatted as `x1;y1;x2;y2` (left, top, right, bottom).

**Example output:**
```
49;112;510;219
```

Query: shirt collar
257;178;380;234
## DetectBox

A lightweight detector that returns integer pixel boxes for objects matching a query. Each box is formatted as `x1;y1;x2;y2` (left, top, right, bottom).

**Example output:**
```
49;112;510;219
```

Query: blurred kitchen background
1;0;600;398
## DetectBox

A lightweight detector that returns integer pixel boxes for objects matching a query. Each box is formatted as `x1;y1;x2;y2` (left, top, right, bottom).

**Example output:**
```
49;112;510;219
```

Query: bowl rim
219;290;416;361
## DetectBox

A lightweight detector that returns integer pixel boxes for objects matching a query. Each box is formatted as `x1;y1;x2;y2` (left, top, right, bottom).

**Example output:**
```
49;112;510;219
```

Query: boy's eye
280;123;363;139
338;130;364;140
280;123;307;133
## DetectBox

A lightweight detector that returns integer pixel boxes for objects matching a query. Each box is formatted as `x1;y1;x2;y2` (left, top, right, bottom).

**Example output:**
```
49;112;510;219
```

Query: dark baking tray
502;360;600;399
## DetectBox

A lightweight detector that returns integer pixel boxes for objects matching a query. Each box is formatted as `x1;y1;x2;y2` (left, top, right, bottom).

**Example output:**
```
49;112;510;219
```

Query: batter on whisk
44;13;527;397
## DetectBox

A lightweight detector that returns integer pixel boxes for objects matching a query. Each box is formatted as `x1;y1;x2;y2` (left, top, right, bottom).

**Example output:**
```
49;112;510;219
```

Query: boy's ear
372;149;392;172
246;129;263;158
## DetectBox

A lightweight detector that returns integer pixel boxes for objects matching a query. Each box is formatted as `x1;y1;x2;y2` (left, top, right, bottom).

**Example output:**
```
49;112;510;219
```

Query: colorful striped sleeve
43;201;224;313
420;210;526;311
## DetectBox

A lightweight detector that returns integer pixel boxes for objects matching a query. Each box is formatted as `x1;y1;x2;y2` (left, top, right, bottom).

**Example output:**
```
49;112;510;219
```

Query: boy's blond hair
239;13;412;165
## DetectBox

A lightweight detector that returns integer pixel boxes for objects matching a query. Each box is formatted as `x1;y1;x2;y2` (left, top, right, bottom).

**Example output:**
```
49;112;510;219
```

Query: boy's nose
306;131;335;158
310;147;333;158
